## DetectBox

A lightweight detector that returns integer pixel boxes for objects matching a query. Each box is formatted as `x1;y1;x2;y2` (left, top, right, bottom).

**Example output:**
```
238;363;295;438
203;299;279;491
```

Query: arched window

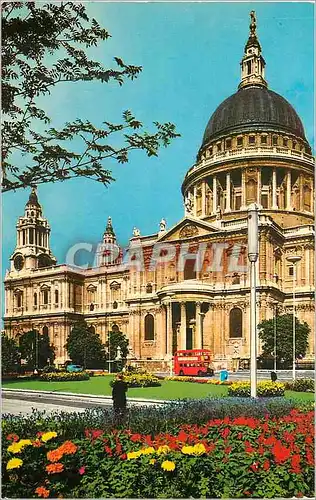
42;325;49;336
112;324;119;332
89;325;96;334
144;314;155;341
90;303;95;311
146;283;153;293
17;293;22;308
229;308;242;338
34;293;37;306
55;289;59;304
113;301;118;309
43;289;49;305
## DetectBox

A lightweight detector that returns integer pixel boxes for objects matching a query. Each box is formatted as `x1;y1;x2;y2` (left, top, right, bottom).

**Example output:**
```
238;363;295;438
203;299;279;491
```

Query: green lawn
2;377;314;402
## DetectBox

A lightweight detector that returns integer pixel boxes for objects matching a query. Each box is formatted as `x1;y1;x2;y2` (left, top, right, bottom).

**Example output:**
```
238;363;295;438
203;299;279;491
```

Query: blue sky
2;2;314;276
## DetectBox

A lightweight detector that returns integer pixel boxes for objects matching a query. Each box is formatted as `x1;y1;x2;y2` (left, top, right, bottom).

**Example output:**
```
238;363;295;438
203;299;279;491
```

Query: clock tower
10;188;57;273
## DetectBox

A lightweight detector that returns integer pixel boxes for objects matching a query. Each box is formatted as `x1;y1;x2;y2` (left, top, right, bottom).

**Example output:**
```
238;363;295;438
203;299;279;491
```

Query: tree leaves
2;3;179;192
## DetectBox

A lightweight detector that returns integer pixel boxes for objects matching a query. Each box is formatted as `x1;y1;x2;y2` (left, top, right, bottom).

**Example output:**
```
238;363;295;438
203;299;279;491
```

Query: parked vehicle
66;364;83;373
173;349;214;376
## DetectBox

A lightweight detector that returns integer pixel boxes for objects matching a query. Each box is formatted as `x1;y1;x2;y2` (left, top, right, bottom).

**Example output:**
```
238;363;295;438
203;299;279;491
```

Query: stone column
166;300;173;356
212;176;217;214
299;174;304;212
193;185;197;217
257;168;261;204
180;302;187;350
286;170;292;210
201;181;206;217
159;306;167;358
225;172;231;212
241;170;246;208
272;168;277;209
195;302;203;349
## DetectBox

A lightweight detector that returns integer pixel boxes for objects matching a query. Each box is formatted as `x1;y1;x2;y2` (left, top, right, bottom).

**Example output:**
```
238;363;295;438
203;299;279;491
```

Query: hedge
110;373;161;388
2;408;314;498
284;378;314;393
40;372;90;382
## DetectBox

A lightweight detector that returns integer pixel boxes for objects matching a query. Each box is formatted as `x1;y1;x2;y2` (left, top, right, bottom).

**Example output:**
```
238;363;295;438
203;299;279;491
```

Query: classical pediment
157;216;218;242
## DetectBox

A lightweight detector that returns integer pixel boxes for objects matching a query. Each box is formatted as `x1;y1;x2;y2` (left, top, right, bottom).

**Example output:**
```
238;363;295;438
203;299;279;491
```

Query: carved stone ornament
179;224;198;238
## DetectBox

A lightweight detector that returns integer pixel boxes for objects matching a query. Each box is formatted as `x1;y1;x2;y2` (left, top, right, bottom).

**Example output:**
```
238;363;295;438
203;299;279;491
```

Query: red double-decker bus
173;349;214;376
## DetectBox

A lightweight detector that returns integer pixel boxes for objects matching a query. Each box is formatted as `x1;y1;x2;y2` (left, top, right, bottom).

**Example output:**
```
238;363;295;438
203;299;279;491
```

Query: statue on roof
133;227;141;237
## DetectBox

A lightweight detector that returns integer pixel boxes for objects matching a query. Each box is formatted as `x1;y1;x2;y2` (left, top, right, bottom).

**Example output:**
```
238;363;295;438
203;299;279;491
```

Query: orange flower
59;441;77;455
46;463;64;474
35;486;50;498
47;449;63;463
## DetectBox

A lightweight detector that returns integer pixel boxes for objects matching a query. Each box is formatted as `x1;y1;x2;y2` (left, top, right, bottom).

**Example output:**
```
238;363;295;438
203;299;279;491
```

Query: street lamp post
247;204;259;398
286;255;302;380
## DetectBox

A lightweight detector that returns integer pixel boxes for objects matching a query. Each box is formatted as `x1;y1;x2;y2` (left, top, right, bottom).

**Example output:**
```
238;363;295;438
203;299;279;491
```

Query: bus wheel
179;370;184;376
198;370;203;377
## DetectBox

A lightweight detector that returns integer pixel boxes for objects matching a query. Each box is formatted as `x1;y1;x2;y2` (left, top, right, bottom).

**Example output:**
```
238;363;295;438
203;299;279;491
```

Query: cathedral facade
4;13;315;370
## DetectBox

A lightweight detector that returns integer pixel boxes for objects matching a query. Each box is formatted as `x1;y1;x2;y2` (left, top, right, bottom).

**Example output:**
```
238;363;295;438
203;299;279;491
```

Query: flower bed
40;372;90;382
284;378;314;393
228;381;285;397
110;372;161;388
2;409;314;498
164;375;232;385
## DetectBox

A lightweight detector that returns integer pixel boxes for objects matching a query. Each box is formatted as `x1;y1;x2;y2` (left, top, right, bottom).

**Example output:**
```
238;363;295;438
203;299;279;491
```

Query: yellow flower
127;450;142;460
7;440;32;454
157;445;170;455
181;445;194;455
141;447;155;455
149;458;156;465
41;431;57;443
193;443;206;455
161;460;175;472
7;458;23;470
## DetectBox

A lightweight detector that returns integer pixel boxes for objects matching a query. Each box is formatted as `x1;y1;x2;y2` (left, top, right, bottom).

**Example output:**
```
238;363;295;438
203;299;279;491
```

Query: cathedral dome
202;86;307;146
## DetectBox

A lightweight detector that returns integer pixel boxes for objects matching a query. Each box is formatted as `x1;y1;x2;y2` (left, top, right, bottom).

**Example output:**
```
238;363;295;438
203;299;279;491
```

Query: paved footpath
2;389;166;416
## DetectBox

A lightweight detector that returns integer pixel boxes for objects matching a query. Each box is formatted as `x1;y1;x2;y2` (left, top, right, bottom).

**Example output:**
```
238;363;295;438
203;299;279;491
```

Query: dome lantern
238;11;267;90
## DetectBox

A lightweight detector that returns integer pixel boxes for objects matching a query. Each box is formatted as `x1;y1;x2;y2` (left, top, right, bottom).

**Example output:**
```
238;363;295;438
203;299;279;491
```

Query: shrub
164;376;232;385
228;381;285;397
2;409;314;498
284;378;314;393
40;371;89;382
110;372;161;388
2;397;310;440
42;365;60;374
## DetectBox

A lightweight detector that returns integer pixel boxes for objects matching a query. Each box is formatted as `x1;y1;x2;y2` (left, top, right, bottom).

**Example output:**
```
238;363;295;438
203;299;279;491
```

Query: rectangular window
292;141;296;150
261;135;267;144
261;194;268;209
272;135;278;146
237;137;243;147
249;135;255;145
217;143;221;152
288;266;294;277
283;138;288;147
209;147;213;155
226;139;232;149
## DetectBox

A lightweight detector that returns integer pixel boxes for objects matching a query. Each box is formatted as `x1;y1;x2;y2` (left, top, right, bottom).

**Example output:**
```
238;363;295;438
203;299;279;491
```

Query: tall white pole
292;264;296;381
247;204;259;398
273;303;277;372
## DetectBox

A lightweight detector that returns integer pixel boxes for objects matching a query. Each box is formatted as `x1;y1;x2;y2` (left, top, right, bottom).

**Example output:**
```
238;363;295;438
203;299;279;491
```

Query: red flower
119;453;127;460
224;446;232;455
78;466;86;475
272;442;291;464
6;433;19;442
130;434;141;442
290;454;301;474
244;441;255;454
104;446;113;456
221;428;230;439
263;459;270;471
250;461;259;472
85;429;104;440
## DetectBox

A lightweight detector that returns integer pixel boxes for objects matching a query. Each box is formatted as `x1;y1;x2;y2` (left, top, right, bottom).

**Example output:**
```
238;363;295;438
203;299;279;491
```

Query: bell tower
238;11;267;90
10;188;57;272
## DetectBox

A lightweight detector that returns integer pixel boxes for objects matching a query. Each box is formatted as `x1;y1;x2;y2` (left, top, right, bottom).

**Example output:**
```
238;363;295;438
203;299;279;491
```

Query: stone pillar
195;302;204;349
193;185;197;217
201;181;206;217
160;306;167;358
166;301;173;356
225;172;231;212
180;302;187;350
286;170;291;210
257;168;261;205
299;174;304;212
272;168;277;209
241;170;246;208
212;176;217;214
